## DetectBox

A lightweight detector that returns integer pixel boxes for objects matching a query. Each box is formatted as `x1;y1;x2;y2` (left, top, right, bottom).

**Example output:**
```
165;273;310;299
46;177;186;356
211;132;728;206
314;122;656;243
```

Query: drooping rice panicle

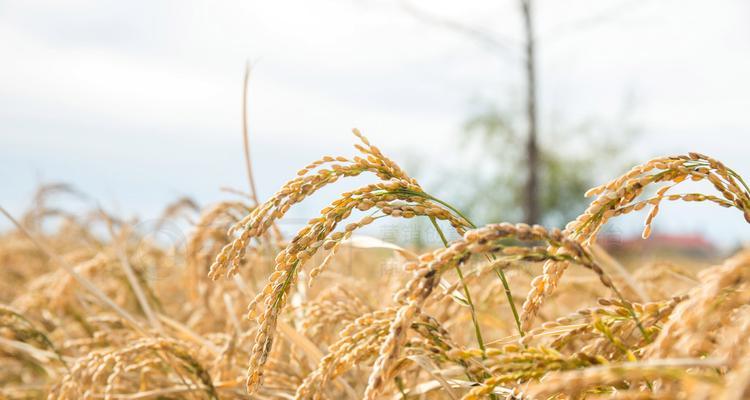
520;152;750;330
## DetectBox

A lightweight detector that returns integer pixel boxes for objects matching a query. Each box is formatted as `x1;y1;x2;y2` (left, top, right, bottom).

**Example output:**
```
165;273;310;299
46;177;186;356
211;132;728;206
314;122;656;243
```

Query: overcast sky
1;0;749;245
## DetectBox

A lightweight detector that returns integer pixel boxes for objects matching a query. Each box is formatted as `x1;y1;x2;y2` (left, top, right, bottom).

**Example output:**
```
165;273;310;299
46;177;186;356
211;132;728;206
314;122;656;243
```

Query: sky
1;0;749;246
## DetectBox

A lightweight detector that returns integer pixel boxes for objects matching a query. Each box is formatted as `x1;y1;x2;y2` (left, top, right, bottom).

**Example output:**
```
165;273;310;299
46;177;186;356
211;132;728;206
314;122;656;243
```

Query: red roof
601;232;716;253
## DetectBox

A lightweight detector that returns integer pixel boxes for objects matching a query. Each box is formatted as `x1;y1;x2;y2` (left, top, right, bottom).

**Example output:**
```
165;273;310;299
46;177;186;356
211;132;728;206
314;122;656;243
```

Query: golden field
1;130;749;399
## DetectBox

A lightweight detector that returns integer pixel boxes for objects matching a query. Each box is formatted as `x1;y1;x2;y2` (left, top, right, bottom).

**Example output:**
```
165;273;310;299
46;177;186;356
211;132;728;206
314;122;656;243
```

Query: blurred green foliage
452;99;638;227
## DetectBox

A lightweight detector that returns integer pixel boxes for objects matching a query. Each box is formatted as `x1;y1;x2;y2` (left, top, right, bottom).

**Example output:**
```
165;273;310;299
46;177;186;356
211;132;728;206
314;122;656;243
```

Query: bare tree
402;0;542;223
400;0;637;225
520;0;539;224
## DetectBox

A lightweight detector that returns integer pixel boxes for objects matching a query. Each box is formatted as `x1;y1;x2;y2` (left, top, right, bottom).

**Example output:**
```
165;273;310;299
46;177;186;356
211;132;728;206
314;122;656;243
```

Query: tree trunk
521;0;540;224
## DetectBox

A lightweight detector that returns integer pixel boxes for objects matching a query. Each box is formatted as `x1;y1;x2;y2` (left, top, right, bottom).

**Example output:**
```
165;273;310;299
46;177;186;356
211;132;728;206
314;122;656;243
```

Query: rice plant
1;131;749;399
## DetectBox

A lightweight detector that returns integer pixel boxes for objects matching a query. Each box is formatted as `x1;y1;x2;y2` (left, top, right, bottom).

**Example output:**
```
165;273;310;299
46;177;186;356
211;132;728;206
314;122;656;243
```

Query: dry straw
2;132;750;400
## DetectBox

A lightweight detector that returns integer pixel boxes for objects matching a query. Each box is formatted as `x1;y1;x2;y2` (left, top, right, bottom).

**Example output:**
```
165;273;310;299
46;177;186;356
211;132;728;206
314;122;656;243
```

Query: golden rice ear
521;153;750;330
242;173;472;393
208;130;421;282
5;140;750;400
570;153;750;245
361;222;626;399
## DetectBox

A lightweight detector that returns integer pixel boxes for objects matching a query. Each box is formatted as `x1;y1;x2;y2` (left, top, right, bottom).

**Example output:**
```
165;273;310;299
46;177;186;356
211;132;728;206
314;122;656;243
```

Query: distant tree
520;0;540;224
459;99;637;226
401;0;638;225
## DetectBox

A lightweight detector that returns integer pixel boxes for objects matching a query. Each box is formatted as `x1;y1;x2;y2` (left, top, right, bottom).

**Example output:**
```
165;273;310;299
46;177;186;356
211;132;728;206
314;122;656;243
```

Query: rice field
1;130;749;399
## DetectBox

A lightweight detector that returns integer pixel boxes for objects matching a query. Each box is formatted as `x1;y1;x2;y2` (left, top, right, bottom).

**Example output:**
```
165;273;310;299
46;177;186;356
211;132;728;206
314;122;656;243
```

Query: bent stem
397;189;524;338
611;286;650;342
429;217;486;356
492;266;523;337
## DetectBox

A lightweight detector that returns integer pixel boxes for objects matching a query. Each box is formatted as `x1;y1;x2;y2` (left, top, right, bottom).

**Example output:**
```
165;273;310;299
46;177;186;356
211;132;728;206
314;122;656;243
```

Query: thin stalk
273;261;299;309
729;168;750;194
0;206;146;335
686;160;750;200
429;217;486;355
611;286;650;342
395;189;525;337
423;193;477;230
242;63;283;244
492;268;523;336
242;63;259;206
395;377;408;400
103;214;163;333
